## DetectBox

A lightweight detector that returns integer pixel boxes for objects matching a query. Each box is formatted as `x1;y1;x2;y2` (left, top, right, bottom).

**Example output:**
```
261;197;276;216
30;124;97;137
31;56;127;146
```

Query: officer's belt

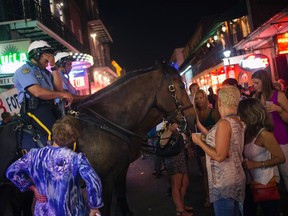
38;99;54;105
22;124;45;148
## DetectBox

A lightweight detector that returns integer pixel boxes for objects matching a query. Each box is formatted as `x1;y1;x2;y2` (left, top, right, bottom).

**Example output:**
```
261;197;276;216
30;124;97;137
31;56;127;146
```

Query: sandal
176;210;193;216
184;206;194;212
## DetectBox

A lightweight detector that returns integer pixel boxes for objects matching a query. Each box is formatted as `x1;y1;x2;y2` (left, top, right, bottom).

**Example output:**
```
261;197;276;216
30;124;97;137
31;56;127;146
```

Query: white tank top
243;128;279;185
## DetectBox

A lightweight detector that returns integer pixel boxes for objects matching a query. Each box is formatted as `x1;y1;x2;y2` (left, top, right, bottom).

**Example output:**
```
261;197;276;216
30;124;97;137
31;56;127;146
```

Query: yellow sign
111;60;122;77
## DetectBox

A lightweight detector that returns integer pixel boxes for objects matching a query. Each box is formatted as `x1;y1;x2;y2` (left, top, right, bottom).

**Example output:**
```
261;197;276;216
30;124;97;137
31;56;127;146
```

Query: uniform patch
35;71;42;78
21;68;30;74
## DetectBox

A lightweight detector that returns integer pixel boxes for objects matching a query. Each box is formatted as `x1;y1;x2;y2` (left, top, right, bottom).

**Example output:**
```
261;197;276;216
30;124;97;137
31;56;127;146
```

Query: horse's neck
80;71;163;134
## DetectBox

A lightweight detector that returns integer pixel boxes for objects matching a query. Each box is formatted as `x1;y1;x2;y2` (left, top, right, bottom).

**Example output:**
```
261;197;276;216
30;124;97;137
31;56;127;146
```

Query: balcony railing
0;0;87;52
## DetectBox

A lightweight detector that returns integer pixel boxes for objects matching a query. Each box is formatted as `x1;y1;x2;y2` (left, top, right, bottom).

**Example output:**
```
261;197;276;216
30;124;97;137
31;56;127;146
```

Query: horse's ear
161;58;168;74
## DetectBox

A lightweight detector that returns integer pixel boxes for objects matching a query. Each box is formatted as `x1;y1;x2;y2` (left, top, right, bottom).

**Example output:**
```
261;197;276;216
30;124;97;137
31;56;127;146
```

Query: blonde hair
194;89;209;110
218;85;240;108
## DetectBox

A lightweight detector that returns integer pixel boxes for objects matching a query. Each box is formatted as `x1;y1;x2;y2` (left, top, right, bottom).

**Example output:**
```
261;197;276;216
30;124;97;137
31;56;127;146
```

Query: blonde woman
194;89;220;207
192;86;245;216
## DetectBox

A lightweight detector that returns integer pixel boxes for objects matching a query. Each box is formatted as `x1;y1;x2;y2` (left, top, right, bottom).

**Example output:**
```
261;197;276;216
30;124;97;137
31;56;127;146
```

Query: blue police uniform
59;71;78;95
14;61;59;150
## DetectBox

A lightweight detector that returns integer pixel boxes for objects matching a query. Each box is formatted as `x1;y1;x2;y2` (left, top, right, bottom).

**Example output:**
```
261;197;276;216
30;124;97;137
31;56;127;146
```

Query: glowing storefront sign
276;32;288;55
0;52;27;65
0;40;30;74
239;54;269;71
69;69;88;90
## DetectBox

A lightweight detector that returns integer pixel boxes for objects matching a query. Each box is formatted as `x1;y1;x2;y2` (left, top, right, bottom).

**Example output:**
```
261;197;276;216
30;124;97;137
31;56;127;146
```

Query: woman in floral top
6;115;103;216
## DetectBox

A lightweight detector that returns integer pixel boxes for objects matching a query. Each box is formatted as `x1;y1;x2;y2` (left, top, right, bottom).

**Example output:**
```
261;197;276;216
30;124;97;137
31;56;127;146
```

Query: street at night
125;151;215;216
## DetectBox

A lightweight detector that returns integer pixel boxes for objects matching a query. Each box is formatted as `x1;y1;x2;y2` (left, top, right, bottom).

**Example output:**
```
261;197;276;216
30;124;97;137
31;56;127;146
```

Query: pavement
125;151;215;216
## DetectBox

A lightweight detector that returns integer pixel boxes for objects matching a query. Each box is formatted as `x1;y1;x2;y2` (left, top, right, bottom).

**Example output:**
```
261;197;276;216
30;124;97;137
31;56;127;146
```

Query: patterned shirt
6;146;103;216
205;117;246;203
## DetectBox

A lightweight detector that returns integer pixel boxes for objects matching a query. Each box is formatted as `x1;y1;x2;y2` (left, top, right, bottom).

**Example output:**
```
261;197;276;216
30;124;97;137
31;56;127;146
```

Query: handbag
155;133;184;157
250;176;281;202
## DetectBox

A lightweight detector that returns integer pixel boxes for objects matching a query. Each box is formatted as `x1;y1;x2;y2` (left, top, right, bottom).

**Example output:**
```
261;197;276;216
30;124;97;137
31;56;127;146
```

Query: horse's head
154;63;196;134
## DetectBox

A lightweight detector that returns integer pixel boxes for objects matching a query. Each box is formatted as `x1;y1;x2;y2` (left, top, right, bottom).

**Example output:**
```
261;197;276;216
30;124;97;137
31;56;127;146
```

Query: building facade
179;0;288;94
0;0;117;116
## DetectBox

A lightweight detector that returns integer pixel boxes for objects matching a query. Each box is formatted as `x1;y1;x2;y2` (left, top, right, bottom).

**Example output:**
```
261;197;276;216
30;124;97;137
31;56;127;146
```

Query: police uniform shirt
14;62;54;103
59;71;78;95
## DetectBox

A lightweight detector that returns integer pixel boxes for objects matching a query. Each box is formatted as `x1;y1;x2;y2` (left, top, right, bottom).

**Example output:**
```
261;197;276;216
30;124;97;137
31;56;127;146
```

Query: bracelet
261;161;265;169
50;66;58;71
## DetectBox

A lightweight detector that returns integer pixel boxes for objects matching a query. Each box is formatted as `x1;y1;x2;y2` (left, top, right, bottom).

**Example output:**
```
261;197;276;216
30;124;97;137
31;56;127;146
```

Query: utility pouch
28;96;39;110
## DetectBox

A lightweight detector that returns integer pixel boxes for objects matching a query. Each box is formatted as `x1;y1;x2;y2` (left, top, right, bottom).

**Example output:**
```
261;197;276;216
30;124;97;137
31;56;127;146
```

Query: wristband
50;66;58;71
261;161;265;169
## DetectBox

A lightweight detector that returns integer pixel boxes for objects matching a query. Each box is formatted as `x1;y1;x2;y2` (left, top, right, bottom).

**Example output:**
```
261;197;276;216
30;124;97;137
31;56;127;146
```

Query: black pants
21;104;59;150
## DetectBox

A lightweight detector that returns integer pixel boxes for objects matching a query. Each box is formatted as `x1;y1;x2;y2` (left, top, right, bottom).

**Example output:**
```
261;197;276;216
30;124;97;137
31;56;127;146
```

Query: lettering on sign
0;52;27;65
239;54;269;71
0;76;14;86
0;88;21;118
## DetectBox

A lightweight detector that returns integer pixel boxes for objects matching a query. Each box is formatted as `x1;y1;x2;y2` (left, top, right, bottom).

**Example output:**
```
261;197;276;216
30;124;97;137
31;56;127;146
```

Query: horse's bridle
155;64;193;134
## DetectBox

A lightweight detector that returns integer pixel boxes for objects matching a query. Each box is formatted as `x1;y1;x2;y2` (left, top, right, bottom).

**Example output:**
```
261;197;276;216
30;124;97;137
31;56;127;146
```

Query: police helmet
28;40;54;60
55;52;75;67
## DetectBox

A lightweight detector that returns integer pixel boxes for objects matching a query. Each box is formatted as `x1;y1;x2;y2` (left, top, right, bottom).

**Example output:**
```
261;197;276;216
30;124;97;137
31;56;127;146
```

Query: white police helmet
28;40;54;60
55;52;75;67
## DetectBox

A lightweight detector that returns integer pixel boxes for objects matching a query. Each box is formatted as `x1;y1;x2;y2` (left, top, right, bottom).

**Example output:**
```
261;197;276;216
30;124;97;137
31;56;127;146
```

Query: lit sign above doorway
239;54;269;71
276;32;288;55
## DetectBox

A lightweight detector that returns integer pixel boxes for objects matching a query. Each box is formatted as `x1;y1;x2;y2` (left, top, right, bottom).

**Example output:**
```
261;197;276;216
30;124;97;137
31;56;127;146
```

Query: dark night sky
98;0;241;71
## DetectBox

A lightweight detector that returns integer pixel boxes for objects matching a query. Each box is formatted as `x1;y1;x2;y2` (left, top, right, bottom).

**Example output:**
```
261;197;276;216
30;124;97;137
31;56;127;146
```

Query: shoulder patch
21;68;30;74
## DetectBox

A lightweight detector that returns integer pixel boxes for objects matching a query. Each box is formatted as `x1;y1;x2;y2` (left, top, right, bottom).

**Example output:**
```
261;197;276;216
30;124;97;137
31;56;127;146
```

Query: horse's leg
114;167;133;216
100;177;115;216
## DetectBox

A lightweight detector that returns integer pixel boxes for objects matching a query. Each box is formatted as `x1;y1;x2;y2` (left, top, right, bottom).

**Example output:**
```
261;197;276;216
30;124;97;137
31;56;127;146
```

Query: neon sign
276;32;288;55
239;54;269;71
0;52;27;65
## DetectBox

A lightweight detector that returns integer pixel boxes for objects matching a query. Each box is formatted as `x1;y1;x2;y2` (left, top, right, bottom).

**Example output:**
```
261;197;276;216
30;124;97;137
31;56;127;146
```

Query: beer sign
239;54;269;71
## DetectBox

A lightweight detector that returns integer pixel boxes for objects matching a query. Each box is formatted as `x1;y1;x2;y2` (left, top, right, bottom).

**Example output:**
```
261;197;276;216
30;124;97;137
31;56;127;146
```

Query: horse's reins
76;65;192;150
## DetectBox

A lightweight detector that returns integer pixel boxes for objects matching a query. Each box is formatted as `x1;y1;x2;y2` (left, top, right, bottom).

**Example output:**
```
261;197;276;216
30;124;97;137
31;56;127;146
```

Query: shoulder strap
255;128;266;140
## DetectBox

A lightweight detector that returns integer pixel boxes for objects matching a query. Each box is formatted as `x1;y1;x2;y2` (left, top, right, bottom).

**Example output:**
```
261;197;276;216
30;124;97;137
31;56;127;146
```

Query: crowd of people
153;72;288;216
1;39;288;216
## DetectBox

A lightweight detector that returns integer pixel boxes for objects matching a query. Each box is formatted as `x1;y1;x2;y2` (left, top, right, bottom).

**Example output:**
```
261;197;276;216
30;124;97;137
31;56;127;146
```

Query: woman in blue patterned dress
6;115;103;216
192;85;246;216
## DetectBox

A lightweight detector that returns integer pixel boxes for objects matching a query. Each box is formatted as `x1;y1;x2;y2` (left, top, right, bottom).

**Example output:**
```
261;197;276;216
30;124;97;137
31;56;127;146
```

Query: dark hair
251;69;275;101
238;98;273;143
1;111;11;120
222;78;238;86
189;83;199;92
52;115;81;146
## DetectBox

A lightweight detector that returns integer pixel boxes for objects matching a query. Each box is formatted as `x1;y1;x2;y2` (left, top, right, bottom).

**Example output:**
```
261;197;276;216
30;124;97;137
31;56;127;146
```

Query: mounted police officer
13;40;73;151
55;52;89;110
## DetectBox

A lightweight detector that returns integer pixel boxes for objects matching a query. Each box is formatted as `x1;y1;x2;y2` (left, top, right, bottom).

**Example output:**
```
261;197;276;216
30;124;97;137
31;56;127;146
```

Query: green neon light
0;52;27;65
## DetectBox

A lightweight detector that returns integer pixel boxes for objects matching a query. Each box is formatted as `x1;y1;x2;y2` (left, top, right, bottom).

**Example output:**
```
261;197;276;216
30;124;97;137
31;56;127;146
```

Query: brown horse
76;63;195;216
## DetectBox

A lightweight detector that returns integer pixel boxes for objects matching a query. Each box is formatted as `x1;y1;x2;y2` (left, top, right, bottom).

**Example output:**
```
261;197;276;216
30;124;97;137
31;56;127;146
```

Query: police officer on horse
14;40;73;151
55;52;89;109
